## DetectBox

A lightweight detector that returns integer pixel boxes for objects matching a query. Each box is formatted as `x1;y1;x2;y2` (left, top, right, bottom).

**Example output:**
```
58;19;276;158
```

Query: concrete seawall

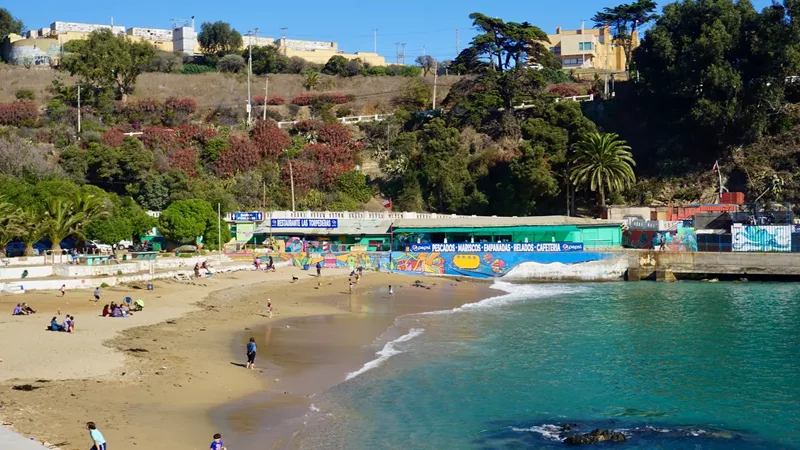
626;250;800;280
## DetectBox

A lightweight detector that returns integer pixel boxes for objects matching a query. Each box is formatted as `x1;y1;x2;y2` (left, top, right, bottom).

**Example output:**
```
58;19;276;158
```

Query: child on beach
316;262;322;277
93;287;100;302
267;299;273;318
389;285;394;297
210;433;226;450
86;421;106;450
60;284;66;297
246;337;257;369
349;279;354;294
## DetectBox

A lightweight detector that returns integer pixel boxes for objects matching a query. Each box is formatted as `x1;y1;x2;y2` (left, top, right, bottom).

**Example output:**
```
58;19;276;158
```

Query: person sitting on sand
194;262;201;278
22;303;35;314
67;315;75;333
50;317;64;332
112;305;122;318
63;315;72;332
102;304;110;317
132;299;144;311
12;304;25;315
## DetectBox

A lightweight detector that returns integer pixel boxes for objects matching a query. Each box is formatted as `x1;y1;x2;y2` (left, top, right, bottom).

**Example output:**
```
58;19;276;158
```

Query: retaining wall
627;250;800;278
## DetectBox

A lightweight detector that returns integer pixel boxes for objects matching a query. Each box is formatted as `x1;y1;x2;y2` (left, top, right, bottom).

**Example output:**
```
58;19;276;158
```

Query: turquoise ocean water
294;282;800;449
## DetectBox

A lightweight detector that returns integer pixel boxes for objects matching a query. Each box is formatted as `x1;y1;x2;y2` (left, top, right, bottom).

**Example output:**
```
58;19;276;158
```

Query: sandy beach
0;266;495;449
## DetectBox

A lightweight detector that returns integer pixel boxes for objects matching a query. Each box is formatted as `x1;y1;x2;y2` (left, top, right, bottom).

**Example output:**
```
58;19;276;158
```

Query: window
563;58;584;66
550;46;561;55
578;42;593;51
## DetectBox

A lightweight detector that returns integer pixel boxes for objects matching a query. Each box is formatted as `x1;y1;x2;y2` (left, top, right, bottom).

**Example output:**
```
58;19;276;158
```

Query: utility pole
76;84;81;134
456;28;460;55
373;29;378;53
401;43;406;65
280;27;288;56
217;203;222;264
247;29;258;127
285;149;296;211
264;74;269;122
432;60;438;109
423;45;426;57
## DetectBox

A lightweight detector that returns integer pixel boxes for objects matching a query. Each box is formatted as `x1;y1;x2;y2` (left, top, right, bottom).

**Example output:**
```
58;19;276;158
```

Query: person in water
246;337;257;369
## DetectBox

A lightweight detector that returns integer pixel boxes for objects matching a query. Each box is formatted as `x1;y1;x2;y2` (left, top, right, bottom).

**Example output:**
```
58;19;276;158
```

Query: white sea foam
345;328;425;380
309;404;321;412
421;281;586;316
510;424;566;442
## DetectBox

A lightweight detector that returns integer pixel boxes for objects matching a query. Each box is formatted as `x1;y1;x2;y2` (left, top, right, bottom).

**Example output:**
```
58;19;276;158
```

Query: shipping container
731;224;791;252
721;192;745;205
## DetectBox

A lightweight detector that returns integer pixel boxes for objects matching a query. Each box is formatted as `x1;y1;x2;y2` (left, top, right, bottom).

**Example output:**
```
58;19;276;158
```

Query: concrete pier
625;250;800;280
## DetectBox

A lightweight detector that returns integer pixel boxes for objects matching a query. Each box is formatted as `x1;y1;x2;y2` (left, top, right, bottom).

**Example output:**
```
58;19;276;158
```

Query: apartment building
544;24;637;71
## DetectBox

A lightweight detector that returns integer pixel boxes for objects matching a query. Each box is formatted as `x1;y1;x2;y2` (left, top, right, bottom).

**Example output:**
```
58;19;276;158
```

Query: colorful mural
622;225;698;252
732;225;791;252
287;251;622;280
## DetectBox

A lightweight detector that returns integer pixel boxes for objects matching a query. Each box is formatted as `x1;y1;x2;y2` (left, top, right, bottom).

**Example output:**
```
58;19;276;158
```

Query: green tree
322;55;349;76
592;0;658;72
632;0;800;164
417;118;473;212
217;54;245;73
395;78;432;111
61;29;156;101
468;13;555;71
0;196;23;257
0;8;24;38
20;208;47;256
198;21;243;56
44;199;83;251
159;199;218;244
570;132;636;207
246;45;289;74
335;170;372;203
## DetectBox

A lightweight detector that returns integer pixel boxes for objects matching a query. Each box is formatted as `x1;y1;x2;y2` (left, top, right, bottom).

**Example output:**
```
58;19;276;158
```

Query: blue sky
9;0;775;62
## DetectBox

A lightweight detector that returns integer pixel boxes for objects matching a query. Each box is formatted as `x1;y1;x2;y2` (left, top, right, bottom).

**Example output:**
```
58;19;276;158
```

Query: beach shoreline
213;273;497;450
0;266;495;449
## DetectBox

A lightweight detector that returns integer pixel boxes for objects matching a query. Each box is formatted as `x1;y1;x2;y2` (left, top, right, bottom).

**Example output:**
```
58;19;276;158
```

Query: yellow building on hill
544;24;637;72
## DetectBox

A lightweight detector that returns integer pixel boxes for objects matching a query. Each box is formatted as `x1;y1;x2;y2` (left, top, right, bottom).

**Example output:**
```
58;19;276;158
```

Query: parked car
4;242;26;257
117;240;134;250
85;240;113;253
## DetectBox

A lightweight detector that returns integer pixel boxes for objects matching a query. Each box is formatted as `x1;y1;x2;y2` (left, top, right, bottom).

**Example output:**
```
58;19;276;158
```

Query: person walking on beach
246;337;257;369
349;279;354;294
267;299;273;318
60;284;66;297
210;433;227;450
93;287;100;302
389;285;394;297
316;261;322;277
86;421;106;450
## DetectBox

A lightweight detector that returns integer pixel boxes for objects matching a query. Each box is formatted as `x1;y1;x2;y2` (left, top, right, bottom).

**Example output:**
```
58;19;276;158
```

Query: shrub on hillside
547;84;581;97
0;101;39;127
217;54;245;73
169;147;199;176
293;120;320;134
317;93;354;105
290;94;315;106
15;88;36;101
165;97;198;115
214;136;260;177
181;64;216;74
253;95;286;106
102;128;126;147
250;120;292;157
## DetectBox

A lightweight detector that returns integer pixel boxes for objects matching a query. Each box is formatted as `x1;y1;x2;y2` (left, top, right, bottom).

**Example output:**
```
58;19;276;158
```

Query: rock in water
565;429;627;445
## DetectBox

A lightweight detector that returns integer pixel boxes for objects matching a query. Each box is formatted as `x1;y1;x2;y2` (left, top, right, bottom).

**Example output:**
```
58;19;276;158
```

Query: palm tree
303;70;320;91
570;132;636;207
44;199;84;252
71;193;111;241
0;197;23;257
20;208;49;256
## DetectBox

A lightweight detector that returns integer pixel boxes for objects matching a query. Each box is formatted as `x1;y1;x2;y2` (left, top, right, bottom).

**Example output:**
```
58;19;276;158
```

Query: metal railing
224;210;490;222
277;114;392;129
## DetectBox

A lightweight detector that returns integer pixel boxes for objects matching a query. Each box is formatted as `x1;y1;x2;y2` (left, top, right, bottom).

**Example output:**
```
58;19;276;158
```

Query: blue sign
270;218;339;229
233;212;264;222
408;242;584;252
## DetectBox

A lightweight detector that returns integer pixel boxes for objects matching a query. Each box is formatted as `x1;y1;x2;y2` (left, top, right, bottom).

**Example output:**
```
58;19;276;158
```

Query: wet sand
0;267;494;449
214;276;496;450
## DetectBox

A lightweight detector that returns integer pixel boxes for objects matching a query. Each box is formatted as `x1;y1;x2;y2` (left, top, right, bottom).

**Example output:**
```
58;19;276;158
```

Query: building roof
252;214;619;236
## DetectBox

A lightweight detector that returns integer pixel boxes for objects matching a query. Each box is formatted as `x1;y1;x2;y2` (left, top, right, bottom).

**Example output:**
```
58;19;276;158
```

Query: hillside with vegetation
1;0;800;254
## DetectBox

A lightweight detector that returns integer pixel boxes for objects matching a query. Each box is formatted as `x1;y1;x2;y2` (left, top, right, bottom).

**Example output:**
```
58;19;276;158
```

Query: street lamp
285;148;295;211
